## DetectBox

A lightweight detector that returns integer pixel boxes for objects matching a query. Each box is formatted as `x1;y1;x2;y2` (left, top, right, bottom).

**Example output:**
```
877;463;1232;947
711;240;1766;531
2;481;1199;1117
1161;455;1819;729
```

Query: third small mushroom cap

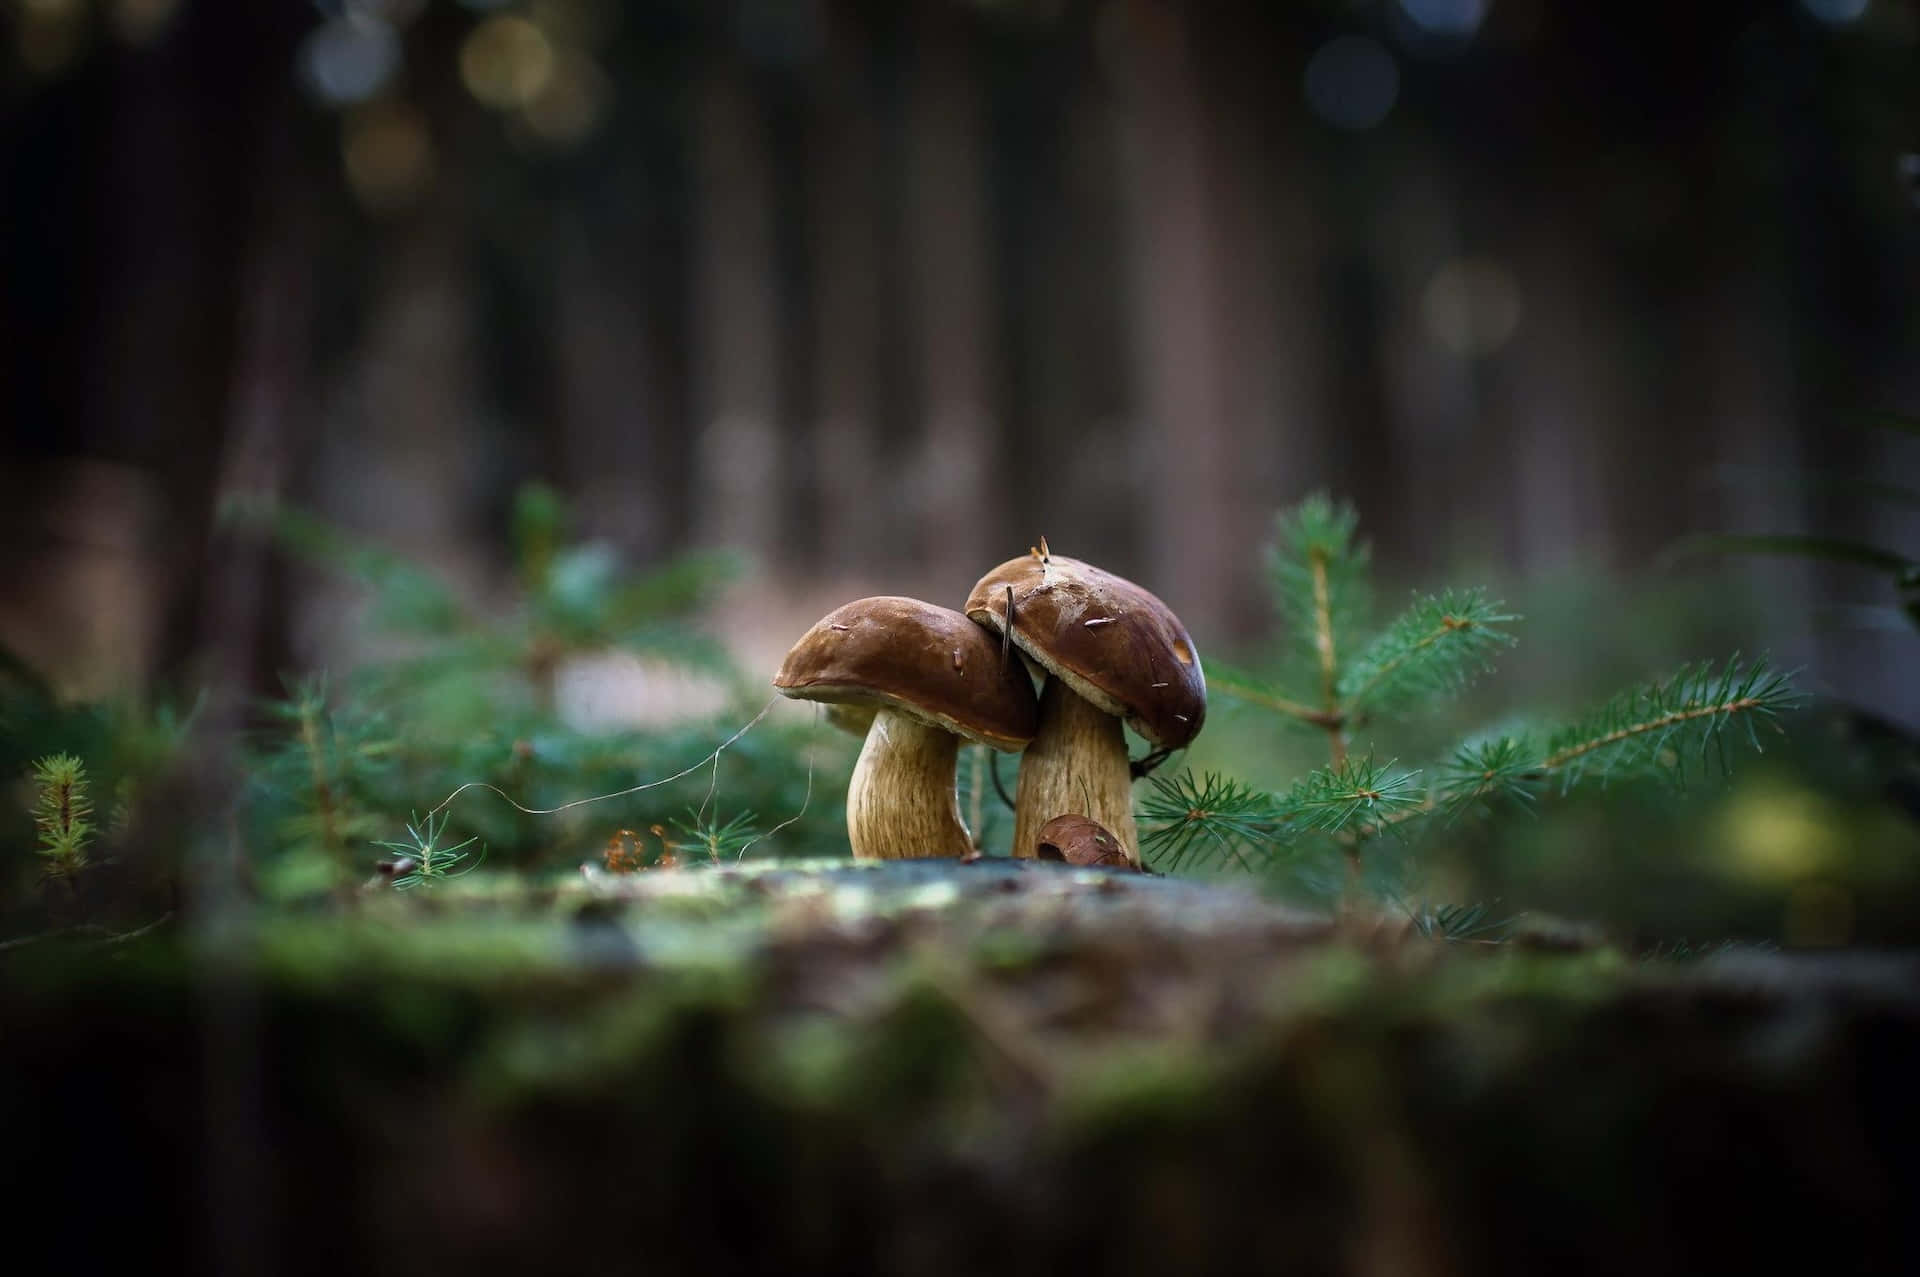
964;552;1206;750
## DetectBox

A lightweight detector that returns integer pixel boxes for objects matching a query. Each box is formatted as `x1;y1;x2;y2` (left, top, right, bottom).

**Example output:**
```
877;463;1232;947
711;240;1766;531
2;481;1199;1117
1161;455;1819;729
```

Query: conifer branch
1207;665;1345;729
1138;772;1280;873
1338;589;1517;715
1266;495;1370;764
1267;496;1369;686
1538;657;1799;787
1276;757;1425;837
1436;735;1545;815
1311;548;1338;705
1435;658;1800;811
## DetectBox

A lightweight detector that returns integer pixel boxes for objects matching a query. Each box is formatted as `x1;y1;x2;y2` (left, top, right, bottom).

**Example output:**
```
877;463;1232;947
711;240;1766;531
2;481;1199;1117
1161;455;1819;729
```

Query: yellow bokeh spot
1715;787;1844;883
18;0;85;77
460;15;555;110
517;51;610;147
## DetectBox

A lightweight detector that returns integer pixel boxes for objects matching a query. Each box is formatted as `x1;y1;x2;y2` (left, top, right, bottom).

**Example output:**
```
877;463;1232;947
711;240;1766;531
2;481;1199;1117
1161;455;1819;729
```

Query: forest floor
5;858;1917;1275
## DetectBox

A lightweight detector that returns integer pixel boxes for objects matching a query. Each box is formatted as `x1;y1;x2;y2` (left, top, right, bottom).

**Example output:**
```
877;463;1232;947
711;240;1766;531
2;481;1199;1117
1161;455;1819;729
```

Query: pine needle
1138;771;1281;873
1538;655;1800;790
1275;756;1425;837
1338;588;1518;716
1266;494;1370;704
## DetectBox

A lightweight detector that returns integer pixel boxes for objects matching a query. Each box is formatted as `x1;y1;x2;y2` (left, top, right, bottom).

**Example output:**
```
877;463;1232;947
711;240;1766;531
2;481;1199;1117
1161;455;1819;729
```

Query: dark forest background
3;0;1916;725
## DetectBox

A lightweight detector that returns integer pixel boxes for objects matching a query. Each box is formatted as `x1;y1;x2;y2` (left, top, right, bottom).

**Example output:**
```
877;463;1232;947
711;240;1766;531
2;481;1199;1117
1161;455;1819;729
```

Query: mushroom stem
1012;678;1140;865
846;706;974;860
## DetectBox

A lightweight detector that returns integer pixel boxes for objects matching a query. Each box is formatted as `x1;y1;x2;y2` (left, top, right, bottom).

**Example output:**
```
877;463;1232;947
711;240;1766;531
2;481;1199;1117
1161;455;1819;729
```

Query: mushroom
1034;813;1133;869
965;551;1206;866
774;596;1039;860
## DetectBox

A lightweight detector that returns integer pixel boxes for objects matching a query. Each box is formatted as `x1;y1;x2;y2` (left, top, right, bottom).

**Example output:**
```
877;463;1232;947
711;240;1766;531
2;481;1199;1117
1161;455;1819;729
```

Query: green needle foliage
1399;900;1517;943
1138;772;1283;873
30;753;93;880
670;807;762;864
1266;494;1370;710
373;810;483;890
1279;756;1426;837
1337;589;1517;717
1144;494;1801;900
226;483;847;899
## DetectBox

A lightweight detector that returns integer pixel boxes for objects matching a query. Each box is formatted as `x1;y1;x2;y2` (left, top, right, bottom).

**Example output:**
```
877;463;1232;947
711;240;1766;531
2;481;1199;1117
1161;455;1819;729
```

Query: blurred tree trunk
690;56;783;570
0;2;309;694
805;16;884;579
1374;166;1489;578
908;8;997;590
554;219;678;559
1499;223;1623;578
1029;51;1135;564
1108;0;1242;637
1196;14;1327;639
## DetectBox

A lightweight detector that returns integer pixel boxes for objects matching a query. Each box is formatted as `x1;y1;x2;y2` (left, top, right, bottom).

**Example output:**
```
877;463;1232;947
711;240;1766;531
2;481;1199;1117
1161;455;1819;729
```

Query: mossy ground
5;860;1916;1275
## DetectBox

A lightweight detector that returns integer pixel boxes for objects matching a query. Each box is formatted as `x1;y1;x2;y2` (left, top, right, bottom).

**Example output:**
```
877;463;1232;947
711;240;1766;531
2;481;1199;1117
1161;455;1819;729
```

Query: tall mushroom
774;596;1039;860
965;552;1206;866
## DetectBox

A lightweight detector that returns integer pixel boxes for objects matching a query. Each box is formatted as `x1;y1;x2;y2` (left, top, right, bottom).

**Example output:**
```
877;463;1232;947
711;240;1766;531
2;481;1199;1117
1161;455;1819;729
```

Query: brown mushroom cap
1034;813;1134;868
774;596;1039;750
965;554;1206;750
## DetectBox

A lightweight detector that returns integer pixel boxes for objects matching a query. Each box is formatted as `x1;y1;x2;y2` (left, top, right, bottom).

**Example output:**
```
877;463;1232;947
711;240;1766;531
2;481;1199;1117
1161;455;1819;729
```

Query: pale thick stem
846;707;973;860
1012;679;1139;865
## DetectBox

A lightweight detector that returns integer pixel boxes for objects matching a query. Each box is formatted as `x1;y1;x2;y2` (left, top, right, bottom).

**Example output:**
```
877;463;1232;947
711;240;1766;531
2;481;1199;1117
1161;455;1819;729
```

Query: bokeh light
1398;0;1490;38
299;16;401;107
1715;788;1845;882
1302;35;1399;131
460;15;557;110
518;51;612;148
109;0;180;46
17;0;86;76
1801;0;1870;25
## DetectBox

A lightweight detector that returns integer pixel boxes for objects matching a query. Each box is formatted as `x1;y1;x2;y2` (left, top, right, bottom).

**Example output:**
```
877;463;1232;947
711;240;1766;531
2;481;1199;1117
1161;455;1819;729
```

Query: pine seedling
1399;900;1518;944
374;810;483;890
30;753;93;880
1152;494;1799;898
670;807;761;864
257;674;391;882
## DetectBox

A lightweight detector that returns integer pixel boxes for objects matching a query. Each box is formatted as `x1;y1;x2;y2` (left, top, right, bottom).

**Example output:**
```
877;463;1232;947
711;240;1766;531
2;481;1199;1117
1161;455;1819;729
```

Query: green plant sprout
670;807;762;864
252;673;392;889
1398;899;1517;944
373;810;484;890
30;753;93;880
1143;495;1802;895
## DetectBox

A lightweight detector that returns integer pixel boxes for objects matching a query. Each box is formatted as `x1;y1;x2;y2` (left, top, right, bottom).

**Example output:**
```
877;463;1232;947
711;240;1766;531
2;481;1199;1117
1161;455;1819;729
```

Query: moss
4;863;1915;1276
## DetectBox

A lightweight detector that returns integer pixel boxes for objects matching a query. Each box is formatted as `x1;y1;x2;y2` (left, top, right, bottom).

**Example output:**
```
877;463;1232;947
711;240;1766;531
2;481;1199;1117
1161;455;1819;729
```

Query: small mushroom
966;552;1206;867
1034;813;1133;869
775;596;1039;860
